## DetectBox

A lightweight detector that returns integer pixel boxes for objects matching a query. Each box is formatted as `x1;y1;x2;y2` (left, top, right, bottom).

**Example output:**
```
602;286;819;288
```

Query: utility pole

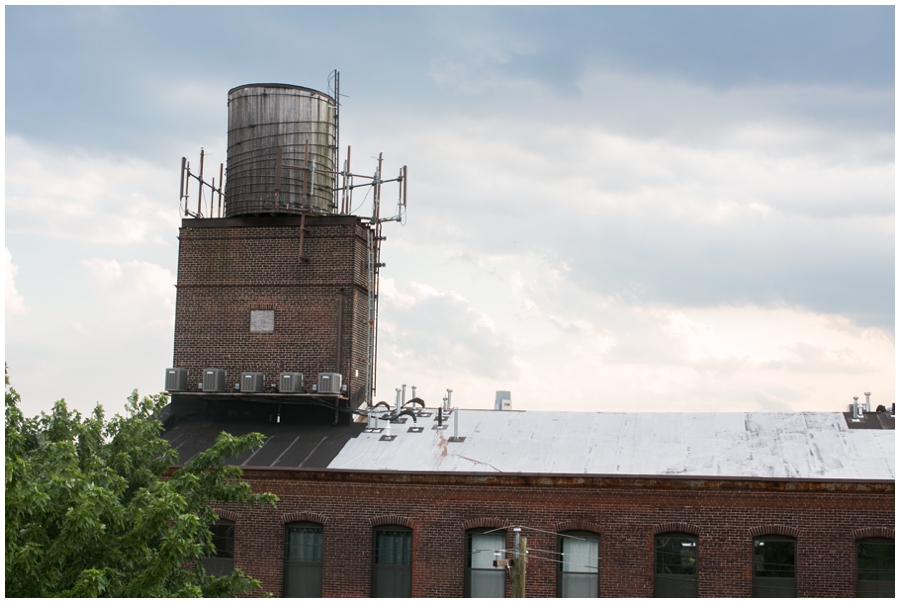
511;528;527;598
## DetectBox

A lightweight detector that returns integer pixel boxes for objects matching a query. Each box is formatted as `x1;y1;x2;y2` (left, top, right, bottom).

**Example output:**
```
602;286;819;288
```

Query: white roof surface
328;411;895;481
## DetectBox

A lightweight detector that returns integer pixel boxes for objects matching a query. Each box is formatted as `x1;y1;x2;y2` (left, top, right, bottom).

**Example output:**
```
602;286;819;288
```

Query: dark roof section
159;397;365;469
843;411;895;430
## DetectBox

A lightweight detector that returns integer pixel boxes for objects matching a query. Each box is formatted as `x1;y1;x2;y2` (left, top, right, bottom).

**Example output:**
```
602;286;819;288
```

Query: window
654;532;698;598
200;519;235;577
558;531;599;597
753;535;797;597
372;526;412;598
283;522;323;598
465;528;506;598
857;537;894;598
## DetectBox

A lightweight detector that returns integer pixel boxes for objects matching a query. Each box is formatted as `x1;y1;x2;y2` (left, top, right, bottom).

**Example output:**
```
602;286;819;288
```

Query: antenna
179;148;224;219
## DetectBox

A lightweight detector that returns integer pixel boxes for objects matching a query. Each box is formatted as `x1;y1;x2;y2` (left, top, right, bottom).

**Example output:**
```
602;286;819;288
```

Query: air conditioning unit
317;372;343;395
165;368;189;392
241;372;266;393
202;368;228;392
279;372;304;393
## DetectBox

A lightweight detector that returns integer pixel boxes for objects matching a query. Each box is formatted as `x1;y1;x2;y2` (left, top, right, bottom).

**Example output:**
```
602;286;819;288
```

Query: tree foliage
5;370;277;597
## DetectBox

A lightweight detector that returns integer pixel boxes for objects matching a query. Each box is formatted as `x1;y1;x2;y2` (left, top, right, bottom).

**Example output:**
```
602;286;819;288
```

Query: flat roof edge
167;466;894;492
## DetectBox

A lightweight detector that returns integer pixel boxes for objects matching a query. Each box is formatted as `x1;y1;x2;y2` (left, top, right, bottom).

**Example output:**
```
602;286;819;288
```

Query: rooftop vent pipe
851;396;864;422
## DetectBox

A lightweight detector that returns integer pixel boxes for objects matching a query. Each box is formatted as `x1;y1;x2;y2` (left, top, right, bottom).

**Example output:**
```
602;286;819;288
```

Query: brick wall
214;471;894;598
173;214;372;407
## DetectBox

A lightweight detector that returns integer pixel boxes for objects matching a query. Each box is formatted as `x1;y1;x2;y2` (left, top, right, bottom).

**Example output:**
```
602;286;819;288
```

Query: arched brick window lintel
210;508;239;522
369;514;416;529
749;525;801;539
282;511;328;525
655;522;701;536
556;520;602;535
853;526;894;540
462;517;509;531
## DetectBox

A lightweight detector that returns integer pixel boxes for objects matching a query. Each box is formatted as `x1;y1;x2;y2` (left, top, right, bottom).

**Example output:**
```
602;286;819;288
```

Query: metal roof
164;418;365;469
326;411;895;481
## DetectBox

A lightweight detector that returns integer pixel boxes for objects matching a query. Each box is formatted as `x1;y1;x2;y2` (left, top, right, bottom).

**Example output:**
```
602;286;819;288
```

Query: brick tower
166;81;404;424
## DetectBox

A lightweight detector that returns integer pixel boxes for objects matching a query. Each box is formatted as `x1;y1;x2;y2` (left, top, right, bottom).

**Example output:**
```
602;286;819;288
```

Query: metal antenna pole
332;69;340;214
364;227;376;406
197;148;205;217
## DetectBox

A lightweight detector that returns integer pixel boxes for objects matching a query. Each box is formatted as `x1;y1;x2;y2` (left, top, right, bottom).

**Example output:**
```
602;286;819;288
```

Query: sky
5;6;895;418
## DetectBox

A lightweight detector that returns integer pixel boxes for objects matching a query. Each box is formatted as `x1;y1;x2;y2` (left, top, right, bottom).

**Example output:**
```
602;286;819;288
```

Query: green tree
5;370;277;597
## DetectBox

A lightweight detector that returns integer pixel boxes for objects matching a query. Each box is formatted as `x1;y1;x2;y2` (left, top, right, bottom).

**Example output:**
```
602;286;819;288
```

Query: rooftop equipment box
317;372;342;395
202;368;228;392
241;372;266;393
165;368;190;392
280;372;304;393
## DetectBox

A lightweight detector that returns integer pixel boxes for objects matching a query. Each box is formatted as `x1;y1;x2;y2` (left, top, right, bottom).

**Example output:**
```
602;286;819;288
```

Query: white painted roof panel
327;411;894;480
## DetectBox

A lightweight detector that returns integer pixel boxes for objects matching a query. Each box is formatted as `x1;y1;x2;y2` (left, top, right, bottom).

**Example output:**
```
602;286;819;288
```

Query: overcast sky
5;6;895;418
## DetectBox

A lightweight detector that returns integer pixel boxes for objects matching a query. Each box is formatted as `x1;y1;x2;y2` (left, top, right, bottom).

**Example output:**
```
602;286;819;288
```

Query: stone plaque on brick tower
250;310;275;333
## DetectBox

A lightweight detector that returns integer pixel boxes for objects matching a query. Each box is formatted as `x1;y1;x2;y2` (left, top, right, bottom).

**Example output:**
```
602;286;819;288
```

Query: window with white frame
558;531;599;597
465;528;506;598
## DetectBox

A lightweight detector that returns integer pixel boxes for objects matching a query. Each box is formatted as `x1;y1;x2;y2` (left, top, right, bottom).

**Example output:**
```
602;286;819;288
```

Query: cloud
6;136;183;245
360;67;894;329
80;258;176;332
5;248;30;317
375;253;893;412
378;278;519;384
5;7;893;418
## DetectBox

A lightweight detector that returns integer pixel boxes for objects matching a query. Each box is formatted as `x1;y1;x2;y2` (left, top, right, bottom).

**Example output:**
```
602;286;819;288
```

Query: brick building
163;81;893;597
161;404;894;598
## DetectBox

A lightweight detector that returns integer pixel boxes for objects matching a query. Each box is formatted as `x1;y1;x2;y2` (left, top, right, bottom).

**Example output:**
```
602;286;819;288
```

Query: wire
479;524;591;541
350;182;372;216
